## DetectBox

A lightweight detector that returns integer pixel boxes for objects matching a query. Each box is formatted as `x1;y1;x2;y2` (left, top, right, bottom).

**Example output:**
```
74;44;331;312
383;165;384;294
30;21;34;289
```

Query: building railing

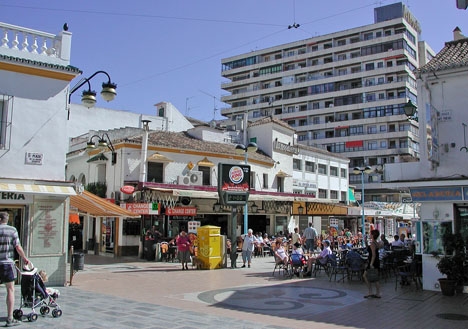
0;22;71;65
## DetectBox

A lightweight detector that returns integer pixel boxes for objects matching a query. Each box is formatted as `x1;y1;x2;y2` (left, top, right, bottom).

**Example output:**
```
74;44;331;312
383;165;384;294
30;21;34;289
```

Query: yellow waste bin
197;225;221;269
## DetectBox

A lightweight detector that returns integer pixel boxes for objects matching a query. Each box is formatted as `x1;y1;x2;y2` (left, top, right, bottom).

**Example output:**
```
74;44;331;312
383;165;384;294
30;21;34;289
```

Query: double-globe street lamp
87;133;117;165
68;70;117;119
353;166;373;245
235;142;258;235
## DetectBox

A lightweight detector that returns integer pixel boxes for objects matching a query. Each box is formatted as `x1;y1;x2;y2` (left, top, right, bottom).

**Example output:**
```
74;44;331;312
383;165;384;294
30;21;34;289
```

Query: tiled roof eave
0;54;81;73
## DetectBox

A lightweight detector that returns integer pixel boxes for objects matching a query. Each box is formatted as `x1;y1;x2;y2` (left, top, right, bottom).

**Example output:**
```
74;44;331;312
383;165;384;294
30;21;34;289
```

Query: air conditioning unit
177;175;190;186
189;171;203;186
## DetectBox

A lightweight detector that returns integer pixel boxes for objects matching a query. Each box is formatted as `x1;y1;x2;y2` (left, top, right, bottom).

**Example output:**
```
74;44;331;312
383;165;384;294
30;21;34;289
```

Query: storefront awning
0;183;76;196
148;187;218;199
70;190;140;218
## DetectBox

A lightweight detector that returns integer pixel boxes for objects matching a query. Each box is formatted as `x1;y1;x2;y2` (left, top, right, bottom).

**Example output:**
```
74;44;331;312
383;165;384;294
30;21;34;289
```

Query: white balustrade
0;22;59;58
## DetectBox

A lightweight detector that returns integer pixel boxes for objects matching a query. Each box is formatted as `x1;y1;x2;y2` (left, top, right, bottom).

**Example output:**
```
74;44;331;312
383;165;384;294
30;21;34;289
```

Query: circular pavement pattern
198;284;361;318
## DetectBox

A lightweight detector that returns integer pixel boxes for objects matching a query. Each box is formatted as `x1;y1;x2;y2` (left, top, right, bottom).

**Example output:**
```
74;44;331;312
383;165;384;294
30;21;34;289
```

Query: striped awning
0;183;76;196
70;190;140;218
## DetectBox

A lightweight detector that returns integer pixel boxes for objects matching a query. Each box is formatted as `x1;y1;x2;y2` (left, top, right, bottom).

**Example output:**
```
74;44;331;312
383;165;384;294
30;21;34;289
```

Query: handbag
366;268;379;282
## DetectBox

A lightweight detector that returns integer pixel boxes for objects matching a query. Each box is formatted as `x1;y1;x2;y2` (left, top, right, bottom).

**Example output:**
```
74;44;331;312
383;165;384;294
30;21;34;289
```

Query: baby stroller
289;253;307;278
13;263;62;322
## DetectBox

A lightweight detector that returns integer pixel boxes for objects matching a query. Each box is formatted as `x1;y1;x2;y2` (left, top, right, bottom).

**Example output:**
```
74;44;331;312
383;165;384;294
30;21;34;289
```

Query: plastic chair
272;255;290;278
395;260;421;291
328;253;348;282
313;256;330;277
346;251;365;281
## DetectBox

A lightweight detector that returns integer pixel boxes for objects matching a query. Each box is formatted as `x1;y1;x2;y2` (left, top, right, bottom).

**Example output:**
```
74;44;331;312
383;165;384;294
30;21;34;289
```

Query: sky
1;1;467;122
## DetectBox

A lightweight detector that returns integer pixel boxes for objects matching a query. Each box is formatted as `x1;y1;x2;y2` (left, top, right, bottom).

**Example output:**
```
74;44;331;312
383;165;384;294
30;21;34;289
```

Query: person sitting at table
304;240;332;276
381;234;390;250
391;235;405;248
274;240;288;265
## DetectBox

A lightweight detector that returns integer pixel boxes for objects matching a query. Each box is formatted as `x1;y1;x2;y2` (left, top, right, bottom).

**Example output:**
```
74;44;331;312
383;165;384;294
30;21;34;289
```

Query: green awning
348;188;356;202
87;153;108;163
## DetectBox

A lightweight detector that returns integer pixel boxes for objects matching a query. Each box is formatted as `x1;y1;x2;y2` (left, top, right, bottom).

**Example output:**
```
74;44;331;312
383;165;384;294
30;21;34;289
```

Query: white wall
2;94;69;181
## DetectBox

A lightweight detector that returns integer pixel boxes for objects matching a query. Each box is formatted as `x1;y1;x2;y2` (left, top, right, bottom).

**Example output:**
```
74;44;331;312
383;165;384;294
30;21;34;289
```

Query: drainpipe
138;119;151;259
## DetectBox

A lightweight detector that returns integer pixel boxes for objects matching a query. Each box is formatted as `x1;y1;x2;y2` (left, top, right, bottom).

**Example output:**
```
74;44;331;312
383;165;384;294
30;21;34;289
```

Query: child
38;270;60;300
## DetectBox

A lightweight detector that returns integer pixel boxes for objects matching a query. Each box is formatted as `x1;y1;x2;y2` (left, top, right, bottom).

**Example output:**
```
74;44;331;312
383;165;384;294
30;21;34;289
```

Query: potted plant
436;232;466;296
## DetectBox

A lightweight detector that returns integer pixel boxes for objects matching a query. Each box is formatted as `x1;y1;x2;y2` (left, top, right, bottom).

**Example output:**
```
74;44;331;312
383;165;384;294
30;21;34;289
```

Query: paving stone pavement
0;254;467;328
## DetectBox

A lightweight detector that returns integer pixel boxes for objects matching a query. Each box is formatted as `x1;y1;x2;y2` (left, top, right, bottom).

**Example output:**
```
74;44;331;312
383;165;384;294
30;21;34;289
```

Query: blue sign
410;187;463;201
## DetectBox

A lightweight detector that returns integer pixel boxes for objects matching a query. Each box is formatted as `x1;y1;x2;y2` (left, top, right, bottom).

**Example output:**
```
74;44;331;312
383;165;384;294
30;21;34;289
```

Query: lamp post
353;166;372;245
87;133;117;165
235;142;258;234
68;70;117;119
403;100;417;121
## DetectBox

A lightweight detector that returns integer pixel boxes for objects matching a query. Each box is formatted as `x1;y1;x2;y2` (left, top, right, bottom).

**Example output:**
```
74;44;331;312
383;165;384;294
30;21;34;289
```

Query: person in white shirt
391;235;405;248
241;229;256;268
274;241;288;265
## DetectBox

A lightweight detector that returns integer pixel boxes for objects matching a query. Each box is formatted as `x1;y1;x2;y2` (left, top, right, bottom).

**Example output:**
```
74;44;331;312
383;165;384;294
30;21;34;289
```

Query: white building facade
0;22;79;285
220;2;435;202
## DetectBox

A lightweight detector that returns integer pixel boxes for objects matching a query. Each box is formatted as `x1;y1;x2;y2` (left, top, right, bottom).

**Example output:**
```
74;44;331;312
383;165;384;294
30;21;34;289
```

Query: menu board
31;200;64;255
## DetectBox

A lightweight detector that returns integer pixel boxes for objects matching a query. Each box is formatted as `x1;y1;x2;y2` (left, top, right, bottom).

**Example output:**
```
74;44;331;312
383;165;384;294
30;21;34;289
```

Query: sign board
122;202;159;215
25;152;43;165
188;221;201;233
165;207;197;216
401;197;413;203
218;163;250;205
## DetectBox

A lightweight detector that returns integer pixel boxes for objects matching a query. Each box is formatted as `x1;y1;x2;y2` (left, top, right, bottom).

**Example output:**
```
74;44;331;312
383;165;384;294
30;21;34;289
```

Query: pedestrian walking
302;222;318;254
0;211;29;327
241;229;255;268
176;231;191;270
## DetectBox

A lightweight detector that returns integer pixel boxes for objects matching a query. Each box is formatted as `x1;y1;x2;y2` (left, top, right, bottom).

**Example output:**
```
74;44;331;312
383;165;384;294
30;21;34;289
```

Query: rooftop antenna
199;89;219;121
185;96;195;116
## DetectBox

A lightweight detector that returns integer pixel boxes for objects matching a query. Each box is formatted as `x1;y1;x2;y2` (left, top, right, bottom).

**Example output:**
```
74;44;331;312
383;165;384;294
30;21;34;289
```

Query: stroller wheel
13;309;23;320
52;309;62;318
28;313;38;322
40;306;50;315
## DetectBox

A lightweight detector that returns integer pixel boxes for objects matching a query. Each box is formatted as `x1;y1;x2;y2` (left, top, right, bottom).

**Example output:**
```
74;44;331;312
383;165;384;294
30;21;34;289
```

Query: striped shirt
0;224;20;264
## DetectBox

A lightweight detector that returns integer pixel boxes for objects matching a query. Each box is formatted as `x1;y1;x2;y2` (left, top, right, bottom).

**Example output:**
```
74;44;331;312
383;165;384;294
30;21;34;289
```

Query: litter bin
73;253;84;271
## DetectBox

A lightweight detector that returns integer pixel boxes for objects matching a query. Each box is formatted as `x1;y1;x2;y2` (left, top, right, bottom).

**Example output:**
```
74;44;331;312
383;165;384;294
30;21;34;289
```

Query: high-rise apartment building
220;3;434;201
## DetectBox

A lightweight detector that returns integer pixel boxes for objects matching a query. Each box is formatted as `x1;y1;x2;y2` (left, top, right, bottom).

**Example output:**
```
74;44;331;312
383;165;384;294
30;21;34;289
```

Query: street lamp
235;142;258;234
68;70;117;119
353;166;373;245
403;100;417;121
87;133;117;165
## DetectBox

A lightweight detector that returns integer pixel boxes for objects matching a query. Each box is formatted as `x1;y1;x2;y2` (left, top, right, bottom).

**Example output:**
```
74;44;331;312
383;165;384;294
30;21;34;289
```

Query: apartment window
299;119;307;126
350;37;360;43
366;93;376;102
148;162;163;183
377;62;384;68
313;102;320;109
330;190;338;200
376;31;382;38
199;166;210;186
380;125;387;132
363;32;373;40
337;39;346;46
277;176;284;192
319;189;327;198
365;63;375;71
311;59;319;66
293;159;302;170
350;52;360;59
0;96;12;150
337;54;347;61
311;45;318;52
305;161;315;172
368;141;378;150
313;117;320;124
318;164;327;175
263;173;268;188
338;68;347;76
330;166;338;176
351;66;361;73
380;141;387;148
367;126;377;134
378;77;384;84
341;191;347;202
340;168;347;178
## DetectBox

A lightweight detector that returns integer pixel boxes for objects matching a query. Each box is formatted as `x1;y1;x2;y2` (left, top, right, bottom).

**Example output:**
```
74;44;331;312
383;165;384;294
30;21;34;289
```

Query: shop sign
123;202;159;215
25;152;43;165
166;207;197;216
0;192;32;204
411;187;462;201
120;185;135;195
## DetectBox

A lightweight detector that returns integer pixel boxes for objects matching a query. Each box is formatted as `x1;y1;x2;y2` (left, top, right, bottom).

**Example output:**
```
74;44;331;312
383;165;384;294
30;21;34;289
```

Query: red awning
345;140;363;148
